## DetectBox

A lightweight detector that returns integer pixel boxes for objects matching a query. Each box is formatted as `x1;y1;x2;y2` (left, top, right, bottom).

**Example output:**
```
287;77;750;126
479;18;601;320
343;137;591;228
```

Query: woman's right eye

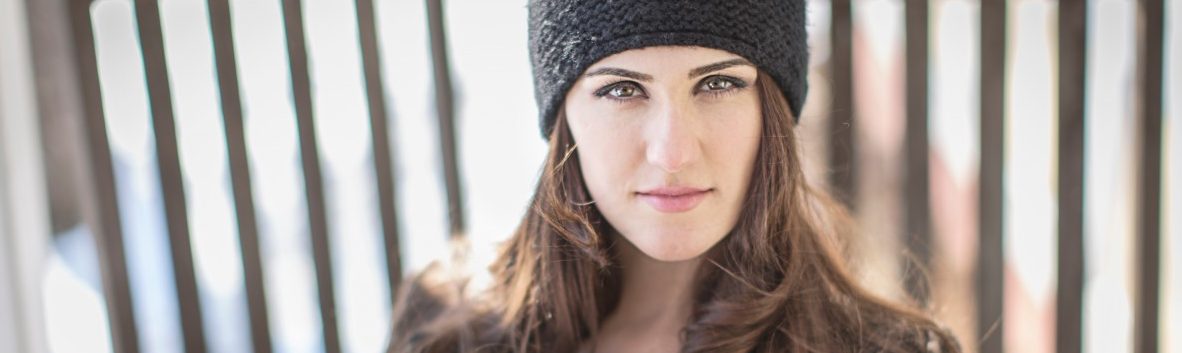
594;82;645;100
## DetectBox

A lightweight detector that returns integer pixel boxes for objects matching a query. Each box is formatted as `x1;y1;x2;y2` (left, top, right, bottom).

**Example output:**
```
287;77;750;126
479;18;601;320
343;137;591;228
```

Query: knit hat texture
528;0;810;139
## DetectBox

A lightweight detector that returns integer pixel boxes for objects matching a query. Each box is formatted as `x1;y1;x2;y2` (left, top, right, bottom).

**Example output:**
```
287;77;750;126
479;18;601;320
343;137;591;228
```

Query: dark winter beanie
528;0;810;139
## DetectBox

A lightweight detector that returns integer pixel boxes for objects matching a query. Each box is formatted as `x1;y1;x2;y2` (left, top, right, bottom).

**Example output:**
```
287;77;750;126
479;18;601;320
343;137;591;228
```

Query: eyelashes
594;81;644;100
699;75;748;94
592;75;749;103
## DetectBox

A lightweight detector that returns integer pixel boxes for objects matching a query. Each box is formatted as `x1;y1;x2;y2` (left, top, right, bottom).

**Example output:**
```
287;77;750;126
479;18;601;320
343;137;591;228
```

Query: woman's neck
613;239;700;323
593;237;701;353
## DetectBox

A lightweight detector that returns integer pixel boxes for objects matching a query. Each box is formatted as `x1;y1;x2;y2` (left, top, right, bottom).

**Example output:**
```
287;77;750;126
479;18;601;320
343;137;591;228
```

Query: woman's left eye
697;76;746;95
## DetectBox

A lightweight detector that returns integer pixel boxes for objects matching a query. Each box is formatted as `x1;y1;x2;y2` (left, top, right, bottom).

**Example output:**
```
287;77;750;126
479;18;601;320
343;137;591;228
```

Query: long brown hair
388;73;962;353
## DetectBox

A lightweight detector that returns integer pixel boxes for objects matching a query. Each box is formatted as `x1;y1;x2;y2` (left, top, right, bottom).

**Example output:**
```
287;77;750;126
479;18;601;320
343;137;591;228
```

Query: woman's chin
626;231;719;262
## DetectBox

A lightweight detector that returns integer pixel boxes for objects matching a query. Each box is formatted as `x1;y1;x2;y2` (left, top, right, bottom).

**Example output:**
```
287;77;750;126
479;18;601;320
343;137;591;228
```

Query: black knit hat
528;0;810;139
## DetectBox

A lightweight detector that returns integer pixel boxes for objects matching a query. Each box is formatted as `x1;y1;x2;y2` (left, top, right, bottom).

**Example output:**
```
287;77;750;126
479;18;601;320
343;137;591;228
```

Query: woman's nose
644;101;701;173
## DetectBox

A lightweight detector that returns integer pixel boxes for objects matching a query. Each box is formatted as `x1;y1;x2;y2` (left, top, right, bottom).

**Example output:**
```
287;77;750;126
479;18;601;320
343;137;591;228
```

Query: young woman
389;1;962;352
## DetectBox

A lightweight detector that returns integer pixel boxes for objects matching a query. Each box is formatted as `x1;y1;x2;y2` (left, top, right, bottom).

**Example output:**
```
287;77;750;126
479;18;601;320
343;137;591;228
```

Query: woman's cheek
577;135;625;202
711;103;760;201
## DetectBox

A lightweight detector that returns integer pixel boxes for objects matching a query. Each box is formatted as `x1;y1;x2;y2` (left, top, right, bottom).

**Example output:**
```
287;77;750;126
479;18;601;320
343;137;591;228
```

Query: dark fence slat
60;0;141;351
829;0;856;207
353;0;403;295
278;0;341;352
132;0;208;352
903;0;931;305
205;0;273;351
1133;0;1164;352
977;0;1006;352
1056;2;1087;353
425;0;465;237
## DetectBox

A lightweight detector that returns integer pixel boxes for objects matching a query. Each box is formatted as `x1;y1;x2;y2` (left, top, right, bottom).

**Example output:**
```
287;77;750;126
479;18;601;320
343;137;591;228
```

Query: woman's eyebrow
688;58;753;78
583;67;653;82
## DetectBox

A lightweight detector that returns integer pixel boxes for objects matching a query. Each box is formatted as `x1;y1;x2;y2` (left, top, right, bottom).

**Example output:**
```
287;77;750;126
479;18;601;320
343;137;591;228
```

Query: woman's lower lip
637;191;709;213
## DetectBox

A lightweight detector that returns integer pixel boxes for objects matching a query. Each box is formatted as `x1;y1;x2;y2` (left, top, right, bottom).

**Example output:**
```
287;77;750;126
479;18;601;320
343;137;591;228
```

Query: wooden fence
12;0;1171;352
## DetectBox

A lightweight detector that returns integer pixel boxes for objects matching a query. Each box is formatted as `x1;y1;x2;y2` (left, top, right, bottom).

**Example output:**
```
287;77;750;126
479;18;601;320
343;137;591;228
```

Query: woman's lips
636;187;711;213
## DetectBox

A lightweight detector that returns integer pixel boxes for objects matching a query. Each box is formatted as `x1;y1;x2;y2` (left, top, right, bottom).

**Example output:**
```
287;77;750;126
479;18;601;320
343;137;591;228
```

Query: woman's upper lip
636;186;711;196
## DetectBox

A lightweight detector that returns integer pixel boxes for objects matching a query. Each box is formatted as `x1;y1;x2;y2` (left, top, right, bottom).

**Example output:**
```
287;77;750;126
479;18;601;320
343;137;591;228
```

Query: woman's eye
704;77;734;90
690;74;747;96
594;82;645;100
610;84;637;97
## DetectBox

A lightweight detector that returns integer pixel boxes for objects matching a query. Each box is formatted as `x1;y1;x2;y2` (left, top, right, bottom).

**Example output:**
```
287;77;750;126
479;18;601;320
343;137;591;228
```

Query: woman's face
564;46;762;262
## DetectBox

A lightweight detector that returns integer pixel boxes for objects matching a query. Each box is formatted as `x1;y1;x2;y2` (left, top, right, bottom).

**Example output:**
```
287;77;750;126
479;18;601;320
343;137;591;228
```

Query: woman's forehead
584;46;754;77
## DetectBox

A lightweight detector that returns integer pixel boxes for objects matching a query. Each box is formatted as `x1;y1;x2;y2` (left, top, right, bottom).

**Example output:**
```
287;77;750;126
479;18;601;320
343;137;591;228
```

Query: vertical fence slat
829;0;856;207
1056;1;1087;353
0;0;56;345
132;0;208;351
1133;0;1164;352
206;0;273;351
977;0;1006;352
278;1;341;352
353;0;403;295
60;0;142;351
903;0;931;305
425;0;464;238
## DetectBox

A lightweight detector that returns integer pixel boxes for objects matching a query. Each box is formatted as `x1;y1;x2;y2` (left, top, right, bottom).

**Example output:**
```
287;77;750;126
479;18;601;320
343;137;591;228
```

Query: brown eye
702;76;734;91
609;84;638;98
696;75;748;97
594;81;646;101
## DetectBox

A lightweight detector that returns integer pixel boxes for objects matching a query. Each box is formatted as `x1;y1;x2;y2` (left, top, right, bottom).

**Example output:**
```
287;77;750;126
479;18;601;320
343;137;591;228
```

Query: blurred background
0;0;1177;352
